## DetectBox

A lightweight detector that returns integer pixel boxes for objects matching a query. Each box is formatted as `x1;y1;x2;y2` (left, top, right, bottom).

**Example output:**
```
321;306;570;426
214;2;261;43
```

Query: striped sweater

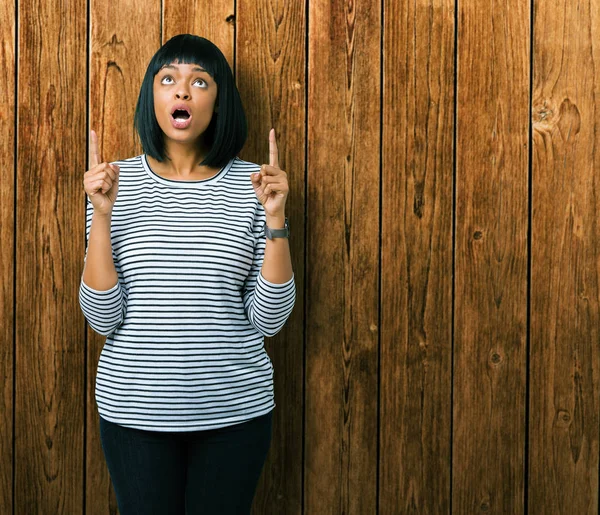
79;154;296;432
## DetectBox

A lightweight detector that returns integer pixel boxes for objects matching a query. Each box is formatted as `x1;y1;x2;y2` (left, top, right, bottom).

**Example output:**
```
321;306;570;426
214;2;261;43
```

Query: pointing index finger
269;128;279;168
90;129;101;168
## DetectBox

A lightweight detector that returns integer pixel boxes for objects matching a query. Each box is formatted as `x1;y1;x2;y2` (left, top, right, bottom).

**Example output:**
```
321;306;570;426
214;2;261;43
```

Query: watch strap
265;217;290;239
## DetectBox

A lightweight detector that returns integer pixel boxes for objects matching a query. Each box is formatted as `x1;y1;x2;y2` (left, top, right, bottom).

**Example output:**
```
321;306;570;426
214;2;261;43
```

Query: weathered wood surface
453;0;530;513
305;0;381;513
15;0;87;511
163;0;234;62
0;0;16;512
380;0;455;512
529;0;600;513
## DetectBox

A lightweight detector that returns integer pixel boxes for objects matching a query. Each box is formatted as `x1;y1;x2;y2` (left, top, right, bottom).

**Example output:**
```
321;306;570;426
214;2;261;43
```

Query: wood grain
235;1;306;513
163;0;234;60
529;0;600;512
3;0;600;511
452;0;530;513
379;0;455;512
305;0;380;512
0;0;15;512
86;1;160;512
15;0;86;511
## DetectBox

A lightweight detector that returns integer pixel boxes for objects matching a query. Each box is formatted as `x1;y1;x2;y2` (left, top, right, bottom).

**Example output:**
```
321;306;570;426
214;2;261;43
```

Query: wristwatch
265;217;290;240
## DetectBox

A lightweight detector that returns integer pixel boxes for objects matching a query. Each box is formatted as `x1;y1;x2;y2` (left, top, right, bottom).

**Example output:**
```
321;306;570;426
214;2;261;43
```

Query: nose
175;90;190;100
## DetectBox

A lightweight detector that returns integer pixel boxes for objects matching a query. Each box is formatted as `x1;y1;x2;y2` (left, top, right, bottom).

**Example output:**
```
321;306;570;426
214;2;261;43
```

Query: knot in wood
533;98;555;124
556;409;571;427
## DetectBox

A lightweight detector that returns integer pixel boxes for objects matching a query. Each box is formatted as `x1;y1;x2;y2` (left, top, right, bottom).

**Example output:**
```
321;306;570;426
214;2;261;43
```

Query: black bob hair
134;34;247;168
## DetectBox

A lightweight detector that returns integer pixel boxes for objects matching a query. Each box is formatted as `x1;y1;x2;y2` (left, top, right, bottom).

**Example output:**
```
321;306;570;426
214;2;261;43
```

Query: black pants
99;411;273;515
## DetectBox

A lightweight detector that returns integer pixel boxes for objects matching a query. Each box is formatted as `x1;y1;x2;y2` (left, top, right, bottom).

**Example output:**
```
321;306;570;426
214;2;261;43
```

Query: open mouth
169;105;193;129
172;109;191;121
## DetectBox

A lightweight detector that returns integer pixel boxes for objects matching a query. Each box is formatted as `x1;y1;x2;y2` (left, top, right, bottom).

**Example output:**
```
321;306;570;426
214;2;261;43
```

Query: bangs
149;34;221;82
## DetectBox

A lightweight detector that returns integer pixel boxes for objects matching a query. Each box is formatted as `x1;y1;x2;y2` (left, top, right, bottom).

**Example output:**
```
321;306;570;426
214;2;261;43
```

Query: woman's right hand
83;130;120;216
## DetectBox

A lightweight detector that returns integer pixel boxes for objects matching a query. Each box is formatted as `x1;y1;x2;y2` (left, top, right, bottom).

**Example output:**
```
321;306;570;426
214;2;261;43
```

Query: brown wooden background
1;0;599;513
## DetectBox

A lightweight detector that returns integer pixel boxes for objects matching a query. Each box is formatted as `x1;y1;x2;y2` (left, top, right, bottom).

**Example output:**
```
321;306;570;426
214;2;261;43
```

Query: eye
193;78;208;88
160;75;174;84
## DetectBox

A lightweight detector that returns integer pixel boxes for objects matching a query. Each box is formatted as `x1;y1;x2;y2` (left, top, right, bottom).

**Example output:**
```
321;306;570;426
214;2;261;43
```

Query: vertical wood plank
379;0;455;512
529;0;600;512
16;0;86;510
235;0;306;512
163;0;234;58
86;1;160;512
453;0;530;513
0;0;15;512
305;0;380;512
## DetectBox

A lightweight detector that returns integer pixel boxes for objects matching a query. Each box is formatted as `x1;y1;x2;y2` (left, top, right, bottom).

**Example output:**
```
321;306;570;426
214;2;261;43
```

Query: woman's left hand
251;128;288;218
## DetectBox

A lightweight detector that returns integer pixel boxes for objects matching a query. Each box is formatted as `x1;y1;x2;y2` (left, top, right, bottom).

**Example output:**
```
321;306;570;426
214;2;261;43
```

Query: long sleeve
79;279;127;335
242;208;296;337
78;198;128;336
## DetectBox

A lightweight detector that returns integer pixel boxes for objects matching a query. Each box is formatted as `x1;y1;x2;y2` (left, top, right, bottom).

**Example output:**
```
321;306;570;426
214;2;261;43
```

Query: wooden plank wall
380;0;454;511
16;0;87;513
453;0;529;511
530;0;600;512
1;0;598;513
1;0;15;513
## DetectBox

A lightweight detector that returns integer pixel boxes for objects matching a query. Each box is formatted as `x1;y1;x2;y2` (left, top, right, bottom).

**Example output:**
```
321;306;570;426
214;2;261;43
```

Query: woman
79;33;295;514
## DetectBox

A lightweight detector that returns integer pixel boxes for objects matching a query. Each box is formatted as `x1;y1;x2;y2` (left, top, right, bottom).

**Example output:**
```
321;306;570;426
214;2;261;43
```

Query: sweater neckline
141;154;235;188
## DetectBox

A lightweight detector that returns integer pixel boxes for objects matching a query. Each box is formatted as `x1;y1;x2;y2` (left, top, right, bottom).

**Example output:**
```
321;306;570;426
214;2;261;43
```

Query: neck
149;139;219;180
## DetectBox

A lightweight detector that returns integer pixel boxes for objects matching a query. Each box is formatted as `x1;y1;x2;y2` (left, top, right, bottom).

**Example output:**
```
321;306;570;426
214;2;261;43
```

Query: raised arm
250;128;294;283
79;130;126;335
245;128;296;336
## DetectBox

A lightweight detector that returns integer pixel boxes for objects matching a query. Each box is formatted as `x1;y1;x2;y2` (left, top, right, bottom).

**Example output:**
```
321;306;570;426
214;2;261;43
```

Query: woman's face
153;61;218;148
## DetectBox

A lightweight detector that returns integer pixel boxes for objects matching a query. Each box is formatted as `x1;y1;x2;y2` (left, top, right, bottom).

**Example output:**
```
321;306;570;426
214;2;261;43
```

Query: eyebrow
161;64;207;73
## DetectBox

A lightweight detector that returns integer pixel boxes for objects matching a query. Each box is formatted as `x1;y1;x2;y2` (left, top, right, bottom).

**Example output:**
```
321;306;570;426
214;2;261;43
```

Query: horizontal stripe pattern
79;154;295;431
